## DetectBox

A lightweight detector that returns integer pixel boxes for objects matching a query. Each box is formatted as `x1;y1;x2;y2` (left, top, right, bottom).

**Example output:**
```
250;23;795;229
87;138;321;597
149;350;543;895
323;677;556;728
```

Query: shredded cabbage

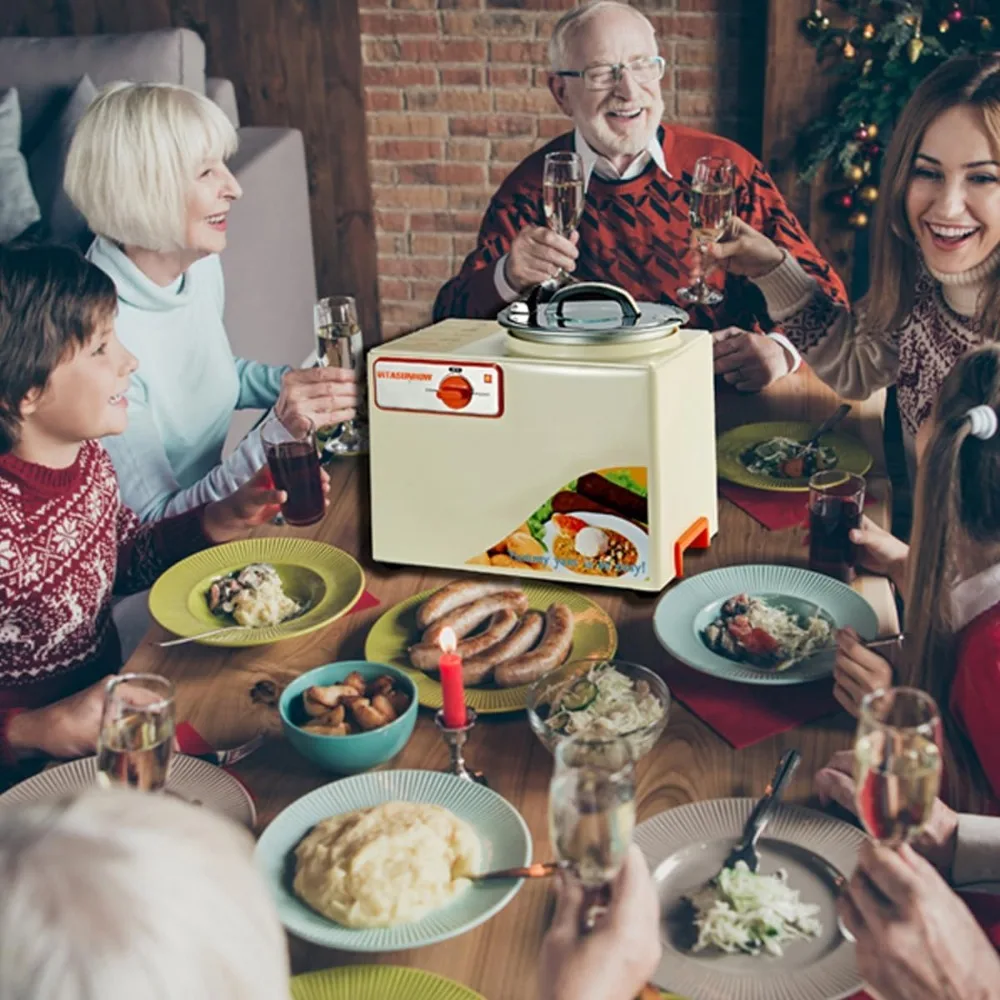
552;663;663;739
688;861;822;957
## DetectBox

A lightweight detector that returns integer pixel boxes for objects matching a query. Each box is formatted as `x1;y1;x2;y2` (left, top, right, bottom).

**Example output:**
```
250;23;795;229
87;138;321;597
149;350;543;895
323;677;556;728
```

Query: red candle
438;627;467;728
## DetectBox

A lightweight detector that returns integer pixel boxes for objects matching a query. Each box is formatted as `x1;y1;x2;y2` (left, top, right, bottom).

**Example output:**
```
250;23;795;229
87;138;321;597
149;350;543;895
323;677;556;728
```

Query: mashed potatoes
293;802;481;928
207;563;302;628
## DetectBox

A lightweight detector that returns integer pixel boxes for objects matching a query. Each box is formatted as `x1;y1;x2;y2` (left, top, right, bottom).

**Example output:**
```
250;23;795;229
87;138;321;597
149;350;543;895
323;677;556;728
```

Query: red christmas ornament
854;126;870;141
867;143;881;157
839;193;855;210
947;4;964;24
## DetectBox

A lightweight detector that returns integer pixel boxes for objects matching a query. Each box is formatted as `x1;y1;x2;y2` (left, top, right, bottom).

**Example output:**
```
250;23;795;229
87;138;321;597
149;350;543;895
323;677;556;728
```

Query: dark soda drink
808;471;865;582
266;439;324;526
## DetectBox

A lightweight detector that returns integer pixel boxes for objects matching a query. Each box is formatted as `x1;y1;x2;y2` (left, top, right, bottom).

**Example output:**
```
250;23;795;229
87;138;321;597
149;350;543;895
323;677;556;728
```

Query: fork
157;625;253;647
185;731;265;767
721;748;801;874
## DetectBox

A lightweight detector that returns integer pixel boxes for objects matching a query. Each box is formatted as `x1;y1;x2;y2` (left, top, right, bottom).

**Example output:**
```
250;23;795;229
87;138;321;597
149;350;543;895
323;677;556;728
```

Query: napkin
659;658;841;749
720;481;877;533
351;589;381;614
174;721;257;802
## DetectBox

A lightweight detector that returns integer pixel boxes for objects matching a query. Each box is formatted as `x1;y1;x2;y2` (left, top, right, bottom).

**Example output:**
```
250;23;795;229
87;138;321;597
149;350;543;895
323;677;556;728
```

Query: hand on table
538;843;661;1000
838;841;1000;1000
504;227;579;293
850;515;909;591
832;627;894;718
815;749;959;876
712;327;793;392
202;466;332;543
5;678;110;759
276;367;358;438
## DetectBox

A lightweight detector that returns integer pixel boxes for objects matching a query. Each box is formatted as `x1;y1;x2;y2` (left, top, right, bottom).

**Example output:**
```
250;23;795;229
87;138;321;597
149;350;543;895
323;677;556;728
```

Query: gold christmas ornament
859;185;879;204
842;40;857;59
939;18;950;32
844;163;865;184
862;58;874;76
982;17;993;34
908;35;924;62
865;123;879;140
862;22;876;40
848;210;870;229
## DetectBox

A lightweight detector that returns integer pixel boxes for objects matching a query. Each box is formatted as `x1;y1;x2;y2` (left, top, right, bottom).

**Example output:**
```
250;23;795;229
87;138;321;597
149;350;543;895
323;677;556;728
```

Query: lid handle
545;281;641;322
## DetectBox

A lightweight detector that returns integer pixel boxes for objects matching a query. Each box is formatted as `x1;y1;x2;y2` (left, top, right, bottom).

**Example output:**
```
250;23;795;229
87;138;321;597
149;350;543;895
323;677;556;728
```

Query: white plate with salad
636;798;864;1000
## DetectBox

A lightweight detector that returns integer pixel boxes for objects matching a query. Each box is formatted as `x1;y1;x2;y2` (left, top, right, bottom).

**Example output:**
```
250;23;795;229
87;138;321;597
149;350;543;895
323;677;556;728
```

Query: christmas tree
798;1;997;229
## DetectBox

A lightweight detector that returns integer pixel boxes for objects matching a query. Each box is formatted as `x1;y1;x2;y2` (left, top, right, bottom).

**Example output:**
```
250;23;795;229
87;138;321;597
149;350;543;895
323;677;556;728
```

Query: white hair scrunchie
966;404;999;441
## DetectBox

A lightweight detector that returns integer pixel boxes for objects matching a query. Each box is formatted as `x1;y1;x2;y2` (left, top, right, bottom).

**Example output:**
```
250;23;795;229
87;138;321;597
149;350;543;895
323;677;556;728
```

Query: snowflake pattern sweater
433;125;848;331
0;441;210;768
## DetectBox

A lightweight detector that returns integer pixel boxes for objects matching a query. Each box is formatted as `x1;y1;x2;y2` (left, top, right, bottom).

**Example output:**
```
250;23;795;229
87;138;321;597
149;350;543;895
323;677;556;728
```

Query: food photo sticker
469;467;650;582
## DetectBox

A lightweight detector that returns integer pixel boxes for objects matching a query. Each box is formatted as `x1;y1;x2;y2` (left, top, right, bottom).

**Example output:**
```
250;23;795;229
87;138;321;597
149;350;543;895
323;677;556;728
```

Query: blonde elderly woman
64;83;355;523
0;788;291;1000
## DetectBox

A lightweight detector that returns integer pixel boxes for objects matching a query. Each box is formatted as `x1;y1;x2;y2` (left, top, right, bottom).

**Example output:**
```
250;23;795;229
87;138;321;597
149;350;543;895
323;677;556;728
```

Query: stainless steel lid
498;281;688;346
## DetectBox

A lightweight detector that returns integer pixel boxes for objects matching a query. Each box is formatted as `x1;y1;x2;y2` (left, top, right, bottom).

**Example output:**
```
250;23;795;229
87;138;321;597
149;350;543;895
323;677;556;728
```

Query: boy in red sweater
0;245;294;776
433;0;847;392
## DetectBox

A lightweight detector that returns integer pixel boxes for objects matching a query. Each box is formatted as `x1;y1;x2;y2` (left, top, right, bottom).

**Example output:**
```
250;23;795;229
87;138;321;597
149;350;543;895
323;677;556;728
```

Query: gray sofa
0;27;317;421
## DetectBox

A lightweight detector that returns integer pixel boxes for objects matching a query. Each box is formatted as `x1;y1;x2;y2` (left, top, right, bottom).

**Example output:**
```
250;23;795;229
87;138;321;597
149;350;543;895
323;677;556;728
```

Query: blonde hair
905;343;1000;811
547;1;657;72
64;82;238;252
866;54;1000;335
0;788;291;1000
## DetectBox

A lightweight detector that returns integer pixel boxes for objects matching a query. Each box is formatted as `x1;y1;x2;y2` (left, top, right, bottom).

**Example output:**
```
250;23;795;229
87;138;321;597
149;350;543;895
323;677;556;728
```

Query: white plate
543;510;650;581
636;798;865;1000
255;769;531;951
0;754;256;828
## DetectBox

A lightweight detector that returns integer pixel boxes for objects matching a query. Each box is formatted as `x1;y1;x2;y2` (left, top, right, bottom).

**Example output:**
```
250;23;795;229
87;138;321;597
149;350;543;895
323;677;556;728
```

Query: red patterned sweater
433;125;848;331
0;441;209;767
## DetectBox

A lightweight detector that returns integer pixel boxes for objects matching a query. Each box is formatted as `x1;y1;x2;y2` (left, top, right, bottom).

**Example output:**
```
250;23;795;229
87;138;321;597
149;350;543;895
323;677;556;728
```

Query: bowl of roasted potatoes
279;660;417;774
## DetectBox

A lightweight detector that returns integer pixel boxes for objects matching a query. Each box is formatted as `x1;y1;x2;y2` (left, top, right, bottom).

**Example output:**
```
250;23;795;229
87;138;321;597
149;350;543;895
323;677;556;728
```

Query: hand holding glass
96;674;176;792
314;295;367;457
678;155;736;306
853;687;942;848
809;471;865;583
261;417;324;527
542;151;584;288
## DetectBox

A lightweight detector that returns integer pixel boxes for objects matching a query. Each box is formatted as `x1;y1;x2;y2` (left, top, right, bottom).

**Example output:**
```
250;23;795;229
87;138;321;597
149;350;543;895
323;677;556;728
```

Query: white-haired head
64;82;238;252
548;1;657;71
0;789;290;1000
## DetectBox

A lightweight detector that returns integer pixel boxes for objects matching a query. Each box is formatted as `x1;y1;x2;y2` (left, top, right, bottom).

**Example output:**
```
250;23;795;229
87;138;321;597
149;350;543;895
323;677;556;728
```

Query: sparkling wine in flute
689;183;734;245
316;320;361;371
543;180;585;238
854;731;941;847
96;713;174;792
314;296;367;457
551;776;636;886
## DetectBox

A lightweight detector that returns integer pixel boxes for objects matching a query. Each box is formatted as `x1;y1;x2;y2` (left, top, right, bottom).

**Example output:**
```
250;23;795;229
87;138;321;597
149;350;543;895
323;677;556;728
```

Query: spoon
157;625;254;647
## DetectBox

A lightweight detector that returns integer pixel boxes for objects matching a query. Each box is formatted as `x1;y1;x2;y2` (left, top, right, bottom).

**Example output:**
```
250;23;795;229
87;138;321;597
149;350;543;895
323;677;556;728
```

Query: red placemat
720;481;877;533
660;657;842;749
350;589;381;614
175;721;257;801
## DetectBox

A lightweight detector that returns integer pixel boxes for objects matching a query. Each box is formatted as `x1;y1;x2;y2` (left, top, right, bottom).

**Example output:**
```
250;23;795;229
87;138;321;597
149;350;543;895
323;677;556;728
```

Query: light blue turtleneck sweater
89;237;290;522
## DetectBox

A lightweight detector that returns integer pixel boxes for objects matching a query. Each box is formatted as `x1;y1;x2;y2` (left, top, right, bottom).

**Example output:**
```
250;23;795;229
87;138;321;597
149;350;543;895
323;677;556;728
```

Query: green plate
653;564;878;686
363;581;617;714
148;537;364;647
717;421;873;492
255;769;531;952
291;966;484;1000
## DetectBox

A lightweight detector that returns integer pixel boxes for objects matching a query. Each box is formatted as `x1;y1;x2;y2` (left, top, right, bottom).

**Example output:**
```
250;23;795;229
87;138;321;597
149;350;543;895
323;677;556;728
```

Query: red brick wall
361;0;766;338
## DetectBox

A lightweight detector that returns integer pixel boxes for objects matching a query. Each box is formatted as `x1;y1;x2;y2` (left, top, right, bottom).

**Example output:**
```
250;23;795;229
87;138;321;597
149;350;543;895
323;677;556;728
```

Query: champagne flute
96;674;176;793
853;687;942;847
542;151;584;288
678;155;736;306
314;295;367;458
549;734;636;930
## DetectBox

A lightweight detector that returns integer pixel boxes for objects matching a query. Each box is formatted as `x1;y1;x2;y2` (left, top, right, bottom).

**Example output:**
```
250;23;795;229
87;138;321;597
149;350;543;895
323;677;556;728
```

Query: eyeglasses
554;55;665;92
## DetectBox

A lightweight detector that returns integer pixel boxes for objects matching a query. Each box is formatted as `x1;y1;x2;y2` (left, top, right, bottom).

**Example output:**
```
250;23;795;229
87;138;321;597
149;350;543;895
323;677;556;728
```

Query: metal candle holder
434;707;488;786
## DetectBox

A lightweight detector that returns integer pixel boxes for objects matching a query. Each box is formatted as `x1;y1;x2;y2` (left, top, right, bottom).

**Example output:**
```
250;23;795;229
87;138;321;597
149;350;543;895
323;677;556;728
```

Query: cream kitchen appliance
368;283;718;592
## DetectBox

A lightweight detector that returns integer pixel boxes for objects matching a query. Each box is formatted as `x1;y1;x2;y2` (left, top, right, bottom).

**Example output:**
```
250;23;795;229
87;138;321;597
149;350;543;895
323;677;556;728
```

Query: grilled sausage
408;609;520;672
416;579;519;629
460;611;546;685
423;591;529;646
576;473;648;524
551;490;620;519
494;603;574;688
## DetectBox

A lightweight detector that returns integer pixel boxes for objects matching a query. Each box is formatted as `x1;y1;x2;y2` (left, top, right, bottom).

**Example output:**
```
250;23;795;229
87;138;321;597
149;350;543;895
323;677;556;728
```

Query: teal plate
255;770;531;951
653;564;878;686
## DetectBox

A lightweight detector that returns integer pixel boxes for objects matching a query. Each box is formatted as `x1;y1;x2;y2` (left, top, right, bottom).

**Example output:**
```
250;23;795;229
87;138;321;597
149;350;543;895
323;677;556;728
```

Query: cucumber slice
562;678;598;711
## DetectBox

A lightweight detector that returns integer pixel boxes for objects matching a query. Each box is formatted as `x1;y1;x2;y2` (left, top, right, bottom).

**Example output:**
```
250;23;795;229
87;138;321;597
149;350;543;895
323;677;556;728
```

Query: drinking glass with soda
261;418;325;527
808;471;865;583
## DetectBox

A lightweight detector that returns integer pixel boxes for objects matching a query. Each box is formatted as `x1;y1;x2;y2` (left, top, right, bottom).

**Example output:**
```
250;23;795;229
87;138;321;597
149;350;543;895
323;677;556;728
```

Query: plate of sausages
364;578;618;714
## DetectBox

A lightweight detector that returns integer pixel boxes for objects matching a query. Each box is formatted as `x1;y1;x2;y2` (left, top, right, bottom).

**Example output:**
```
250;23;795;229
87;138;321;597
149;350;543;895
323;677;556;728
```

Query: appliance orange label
467;467;650;581
373;358;503;416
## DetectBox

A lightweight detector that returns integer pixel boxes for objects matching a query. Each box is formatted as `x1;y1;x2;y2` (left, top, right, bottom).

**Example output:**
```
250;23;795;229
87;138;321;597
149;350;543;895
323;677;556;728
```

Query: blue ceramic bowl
279;660;418;774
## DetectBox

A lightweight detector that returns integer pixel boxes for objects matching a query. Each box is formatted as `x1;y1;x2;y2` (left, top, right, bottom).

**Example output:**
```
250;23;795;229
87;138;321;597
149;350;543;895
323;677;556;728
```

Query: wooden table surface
127;368;899;999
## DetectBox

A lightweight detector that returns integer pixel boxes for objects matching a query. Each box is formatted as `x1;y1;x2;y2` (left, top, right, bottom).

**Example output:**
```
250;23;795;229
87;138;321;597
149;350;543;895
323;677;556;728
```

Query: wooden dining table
128;366;899;999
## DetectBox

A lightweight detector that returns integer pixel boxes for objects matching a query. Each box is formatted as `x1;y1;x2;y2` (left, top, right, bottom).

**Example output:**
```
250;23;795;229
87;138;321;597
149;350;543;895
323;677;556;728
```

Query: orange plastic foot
673;516;711;579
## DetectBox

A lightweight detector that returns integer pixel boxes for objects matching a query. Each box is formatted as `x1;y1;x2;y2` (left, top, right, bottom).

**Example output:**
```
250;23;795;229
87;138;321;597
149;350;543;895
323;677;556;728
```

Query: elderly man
433;0;847;392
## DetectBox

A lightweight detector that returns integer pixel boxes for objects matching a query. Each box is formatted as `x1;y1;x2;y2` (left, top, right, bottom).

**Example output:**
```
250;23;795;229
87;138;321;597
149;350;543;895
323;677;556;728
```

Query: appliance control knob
437;374;473;410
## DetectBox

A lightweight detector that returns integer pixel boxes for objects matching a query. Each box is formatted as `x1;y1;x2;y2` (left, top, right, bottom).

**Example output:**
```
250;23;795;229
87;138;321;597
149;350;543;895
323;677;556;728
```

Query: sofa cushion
27;75;98;248
0;89;41;243
0;29;206;150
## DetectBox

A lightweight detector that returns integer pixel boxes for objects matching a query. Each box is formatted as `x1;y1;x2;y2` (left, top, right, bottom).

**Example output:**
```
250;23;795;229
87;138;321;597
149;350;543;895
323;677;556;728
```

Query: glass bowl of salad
526;658;670;760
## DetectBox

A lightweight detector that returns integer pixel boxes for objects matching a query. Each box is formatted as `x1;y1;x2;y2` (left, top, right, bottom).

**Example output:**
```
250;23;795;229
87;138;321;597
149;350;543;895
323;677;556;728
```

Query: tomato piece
743;628;781;656
553;514;587;535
